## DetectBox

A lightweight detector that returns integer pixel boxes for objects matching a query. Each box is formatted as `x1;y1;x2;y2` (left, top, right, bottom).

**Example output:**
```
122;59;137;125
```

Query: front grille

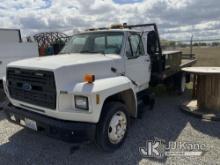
7;68;56;109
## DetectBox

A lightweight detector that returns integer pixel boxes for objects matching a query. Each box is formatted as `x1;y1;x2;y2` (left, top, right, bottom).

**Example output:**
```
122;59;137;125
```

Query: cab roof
79;29;140;35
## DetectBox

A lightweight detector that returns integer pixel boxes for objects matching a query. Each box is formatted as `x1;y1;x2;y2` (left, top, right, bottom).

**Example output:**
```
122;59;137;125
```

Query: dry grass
180;47;220;90
180;47;220;66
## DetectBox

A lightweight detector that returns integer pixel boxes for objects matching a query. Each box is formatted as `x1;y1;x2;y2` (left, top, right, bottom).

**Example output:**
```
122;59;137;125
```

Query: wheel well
103;89;137;117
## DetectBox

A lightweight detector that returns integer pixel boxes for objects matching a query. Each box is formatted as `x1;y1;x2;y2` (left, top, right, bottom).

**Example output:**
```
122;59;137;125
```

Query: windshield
60;32;124;55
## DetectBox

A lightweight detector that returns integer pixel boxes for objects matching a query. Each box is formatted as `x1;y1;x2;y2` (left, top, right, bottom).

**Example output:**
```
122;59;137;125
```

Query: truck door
125;32;151;89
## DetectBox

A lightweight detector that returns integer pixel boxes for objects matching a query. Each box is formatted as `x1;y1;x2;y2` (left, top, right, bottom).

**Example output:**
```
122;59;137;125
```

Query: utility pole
190;35;193;58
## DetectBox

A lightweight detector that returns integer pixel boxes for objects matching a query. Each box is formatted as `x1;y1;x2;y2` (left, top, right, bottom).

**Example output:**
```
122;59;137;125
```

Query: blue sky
42;0;52;9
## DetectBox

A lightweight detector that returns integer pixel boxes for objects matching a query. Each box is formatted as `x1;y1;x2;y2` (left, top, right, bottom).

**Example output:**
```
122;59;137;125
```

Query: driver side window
126;34;145;59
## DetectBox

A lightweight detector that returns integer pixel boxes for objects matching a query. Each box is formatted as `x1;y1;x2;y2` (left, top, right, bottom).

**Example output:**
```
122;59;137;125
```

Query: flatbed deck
181;59;197;68
162;58;197;80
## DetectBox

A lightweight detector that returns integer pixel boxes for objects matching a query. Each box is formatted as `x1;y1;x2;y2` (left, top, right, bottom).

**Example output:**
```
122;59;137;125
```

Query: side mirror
147;31;157;56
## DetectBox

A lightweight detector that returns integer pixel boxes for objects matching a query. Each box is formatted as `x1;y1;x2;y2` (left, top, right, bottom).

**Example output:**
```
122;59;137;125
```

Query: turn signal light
84;74;95;83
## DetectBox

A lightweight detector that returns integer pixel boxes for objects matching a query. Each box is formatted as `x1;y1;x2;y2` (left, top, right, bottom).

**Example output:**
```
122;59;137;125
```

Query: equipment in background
181;67;220;121
31;32;70;56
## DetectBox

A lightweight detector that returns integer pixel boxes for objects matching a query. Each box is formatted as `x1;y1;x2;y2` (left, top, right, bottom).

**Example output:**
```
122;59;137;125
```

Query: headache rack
7;68;57;109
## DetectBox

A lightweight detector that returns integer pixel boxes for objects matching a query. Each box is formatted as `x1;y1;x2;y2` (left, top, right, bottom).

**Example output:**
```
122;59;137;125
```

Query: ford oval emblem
22;83;32;91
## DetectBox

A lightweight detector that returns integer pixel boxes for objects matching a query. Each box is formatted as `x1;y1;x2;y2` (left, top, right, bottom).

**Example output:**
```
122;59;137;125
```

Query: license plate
22;118;38;131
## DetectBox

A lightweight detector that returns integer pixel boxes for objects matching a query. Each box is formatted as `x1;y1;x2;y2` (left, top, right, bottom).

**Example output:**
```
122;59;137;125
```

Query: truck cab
3;24;196;152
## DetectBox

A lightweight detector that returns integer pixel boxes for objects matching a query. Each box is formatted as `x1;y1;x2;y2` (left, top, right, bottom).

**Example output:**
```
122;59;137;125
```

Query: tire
96;102;129;152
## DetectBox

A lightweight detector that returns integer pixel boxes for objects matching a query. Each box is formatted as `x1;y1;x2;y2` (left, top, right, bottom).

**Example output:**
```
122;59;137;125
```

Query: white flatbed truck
3;23;196;152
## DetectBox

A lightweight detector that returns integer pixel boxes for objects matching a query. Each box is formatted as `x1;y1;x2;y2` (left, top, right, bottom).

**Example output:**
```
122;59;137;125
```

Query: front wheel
96;102;129;152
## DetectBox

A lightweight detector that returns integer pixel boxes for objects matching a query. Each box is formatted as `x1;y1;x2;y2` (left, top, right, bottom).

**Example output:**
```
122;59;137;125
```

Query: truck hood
8;53;124;90
8;53;118;70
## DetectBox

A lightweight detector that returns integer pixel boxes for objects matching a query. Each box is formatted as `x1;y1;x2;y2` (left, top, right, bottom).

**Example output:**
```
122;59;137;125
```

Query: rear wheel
96;102;129;152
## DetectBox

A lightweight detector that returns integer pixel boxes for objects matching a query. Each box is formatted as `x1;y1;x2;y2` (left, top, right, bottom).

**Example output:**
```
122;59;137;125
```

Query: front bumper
4;105;96;142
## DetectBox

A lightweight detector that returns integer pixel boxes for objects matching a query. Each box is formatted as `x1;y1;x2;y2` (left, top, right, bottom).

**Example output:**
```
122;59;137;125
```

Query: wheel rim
108;111;127;144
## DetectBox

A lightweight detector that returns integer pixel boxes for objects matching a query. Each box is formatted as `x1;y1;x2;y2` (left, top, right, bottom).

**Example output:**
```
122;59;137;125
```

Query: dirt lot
0;92;220;165
181;46;220;66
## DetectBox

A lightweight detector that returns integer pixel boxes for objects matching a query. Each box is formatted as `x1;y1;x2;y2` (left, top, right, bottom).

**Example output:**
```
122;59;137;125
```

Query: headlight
74;96;89;110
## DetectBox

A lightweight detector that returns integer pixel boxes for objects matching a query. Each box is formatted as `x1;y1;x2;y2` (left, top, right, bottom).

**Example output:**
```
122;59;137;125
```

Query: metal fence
162;38;220;55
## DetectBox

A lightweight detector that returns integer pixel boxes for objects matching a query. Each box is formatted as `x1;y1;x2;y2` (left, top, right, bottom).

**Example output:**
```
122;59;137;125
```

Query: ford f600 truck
3;23;196;152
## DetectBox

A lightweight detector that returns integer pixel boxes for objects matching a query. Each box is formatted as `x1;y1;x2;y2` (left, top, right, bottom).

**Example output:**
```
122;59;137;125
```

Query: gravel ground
0;92;220;165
